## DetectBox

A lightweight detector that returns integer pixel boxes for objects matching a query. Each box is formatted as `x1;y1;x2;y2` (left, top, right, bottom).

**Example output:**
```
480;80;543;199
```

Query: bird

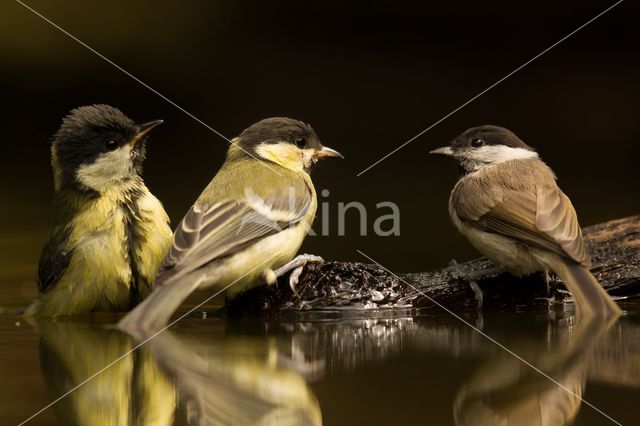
25;105;172;318
118;117;343;332
430;125;621;319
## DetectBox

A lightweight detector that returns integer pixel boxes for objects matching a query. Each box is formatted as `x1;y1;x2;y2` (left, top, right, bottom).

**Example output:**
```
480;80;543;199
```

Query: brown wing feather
457;184;589;265
534;186;589;265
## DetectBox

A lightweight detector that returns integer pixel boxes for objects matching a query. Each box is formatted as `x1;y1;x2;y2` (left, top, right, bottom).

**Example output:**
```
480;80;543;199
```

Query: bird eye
105;140;118;151
471;137;484;147
295;137;306;149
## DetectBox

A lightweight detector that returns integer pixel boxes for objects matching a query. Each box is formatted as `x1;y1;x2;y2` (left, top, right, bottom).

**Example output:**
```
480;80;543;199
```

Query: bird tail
118;272;204;336
551;258;622;319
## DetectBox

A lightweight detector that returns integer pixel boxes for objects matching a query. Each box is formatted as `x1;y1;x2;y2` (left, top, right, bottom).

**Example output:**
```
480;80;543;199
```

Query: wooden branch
227;215;640;315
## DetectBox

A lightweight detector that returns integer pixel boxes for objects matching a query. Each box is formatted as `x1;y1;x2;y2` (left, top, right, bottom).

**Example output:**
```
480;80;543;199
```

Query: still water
1;283;639;426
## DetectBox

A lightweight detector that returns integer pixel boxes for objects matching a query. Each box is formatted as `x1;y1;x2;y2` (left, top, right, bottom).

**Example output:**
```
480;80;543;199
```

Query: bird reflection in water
34;319;321;426
32;311;636;425
453;315;618;426
34;320;176;425
141;331;321;426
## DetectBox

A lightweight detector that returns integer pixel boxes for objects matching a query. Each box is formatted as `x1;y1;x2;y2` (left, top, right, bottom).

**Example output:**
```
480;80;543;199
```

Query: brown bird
431;125;621;319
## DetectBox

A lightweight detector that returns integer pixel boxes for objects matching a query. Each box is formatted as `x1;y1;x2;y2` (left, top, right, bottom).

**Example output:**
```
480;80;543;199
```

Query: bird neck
56;174;146;204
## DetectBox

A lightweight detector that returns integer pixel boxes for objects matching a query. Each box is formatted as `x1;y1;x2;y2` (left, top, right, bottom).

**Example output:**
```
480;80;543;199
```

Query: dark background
1;1;638;295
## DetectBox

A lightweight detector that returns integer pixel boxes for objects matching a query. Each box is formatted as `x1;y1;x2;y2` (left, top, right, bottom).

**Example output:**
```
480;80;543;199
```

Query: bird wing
37;226;73;293
458;184;588;265
158;183;313;281
533;185;588;265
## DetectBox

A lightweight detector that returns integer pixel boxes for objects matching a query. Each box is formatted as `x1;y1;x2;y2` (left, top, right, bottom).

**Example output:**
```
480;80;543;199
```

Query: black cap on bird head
451;125;534;151
233;117;343;172
430;125;537;174
52;104;163;192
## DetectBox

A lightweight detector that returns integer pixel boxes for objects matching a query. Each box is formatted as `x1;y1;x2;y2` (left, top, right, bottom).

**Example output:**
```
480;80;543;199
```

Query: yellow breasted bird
119;117;342;332
25;105;172;318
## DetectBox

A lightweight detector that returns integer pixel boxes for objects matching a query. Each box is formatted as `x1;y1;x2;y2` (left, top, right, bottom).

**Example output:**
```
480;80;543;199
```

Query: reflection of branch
232;313;640;394
409;314;640;394
228;215;640;313
273;317;418;374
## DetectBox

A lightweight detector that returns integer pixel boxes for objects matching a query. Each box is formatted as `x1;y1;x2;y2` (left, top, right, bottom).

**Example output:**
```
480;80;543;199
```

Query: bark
227;215;640;315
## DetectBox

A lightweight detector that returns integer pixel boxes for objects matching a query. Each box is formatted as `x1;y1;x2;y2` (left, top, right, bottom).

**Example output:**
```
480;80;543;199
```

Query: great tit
25;105;172;318
431;125;621;319
119;117;342;332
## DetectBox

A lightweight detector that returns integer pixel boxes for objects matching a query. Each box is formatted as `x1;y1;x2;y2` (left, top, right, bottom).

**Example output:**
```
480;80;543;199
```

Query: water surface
2;288;639;425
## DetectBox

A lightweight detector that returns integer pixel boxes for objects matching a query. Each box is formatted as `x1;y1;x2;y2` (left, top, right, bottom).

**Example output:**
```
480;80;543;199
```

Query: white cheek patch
462;145;538;171
255;142;309;172
76;145;133;191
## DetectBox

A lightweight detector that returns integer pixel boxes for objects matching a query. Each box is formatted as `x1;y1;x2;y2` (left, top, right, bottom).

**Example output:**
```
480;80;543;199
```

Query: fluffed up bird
431;125;621;319
118;117;343;332
25;105;172;318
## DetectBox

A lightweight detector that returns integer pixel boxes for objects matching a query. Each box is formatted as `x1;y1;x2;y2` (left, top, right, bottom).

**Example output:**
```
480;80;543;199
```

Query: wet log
226;215;640;315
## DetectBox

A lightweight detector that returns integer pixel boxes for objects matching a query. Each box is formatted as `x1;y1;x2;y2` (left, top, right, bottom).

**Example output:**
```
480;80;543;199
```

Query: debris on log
226;216;640;315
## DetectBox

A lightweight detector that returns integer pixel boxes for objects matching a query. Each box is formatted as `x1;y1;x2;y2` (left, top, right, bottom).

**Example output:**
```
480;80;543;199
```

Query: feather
157;183;312;286
119;158;317;332
452;158;590;266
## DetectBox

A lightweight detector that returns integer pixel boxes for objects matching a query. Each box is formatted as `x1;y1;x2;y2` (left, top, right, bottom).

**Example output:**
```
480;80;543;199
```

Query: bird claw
273;254;324;298
447;259;488;309
289;266;304;297
447;259;465;280
469;280;484;309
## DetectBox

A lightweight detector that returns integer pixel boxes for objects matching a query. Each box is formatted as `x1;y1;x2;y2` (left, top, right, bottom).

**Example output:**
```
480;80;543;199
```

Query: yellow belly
195;218;312;299
27;189;171;317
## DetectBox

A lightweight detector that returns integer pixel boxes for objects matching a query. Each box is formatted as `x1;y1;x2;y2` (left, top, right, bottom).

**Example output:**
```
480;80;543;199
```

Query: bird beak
132;119;164;146
429;146;455;157
314;146;344;160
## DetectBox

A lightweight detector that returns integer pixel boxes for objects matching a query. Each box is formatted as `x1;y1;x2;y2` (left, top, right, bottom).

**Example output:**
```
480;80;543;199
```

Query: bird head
430;125;537;174
51;104;163;192
232;117;343;173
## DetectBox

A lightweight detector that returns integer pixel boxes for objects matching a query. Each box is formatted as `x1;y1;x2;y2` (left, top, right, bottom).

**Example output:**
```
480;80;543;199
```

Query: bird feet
448;259;500;309
468;280;484;309
273;254;324;297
